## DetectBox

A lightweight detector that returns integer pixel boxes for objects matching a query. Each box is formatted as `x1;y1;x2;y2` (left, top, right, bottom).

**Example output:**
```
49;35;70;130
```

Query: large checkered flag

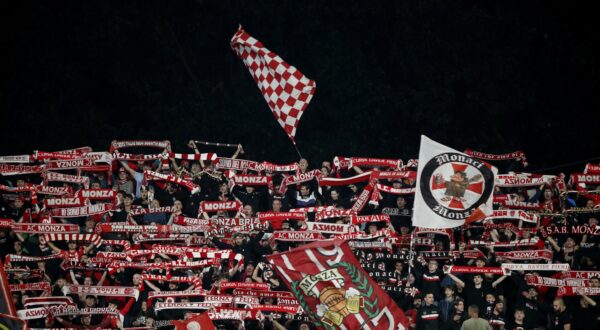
231;26;316;143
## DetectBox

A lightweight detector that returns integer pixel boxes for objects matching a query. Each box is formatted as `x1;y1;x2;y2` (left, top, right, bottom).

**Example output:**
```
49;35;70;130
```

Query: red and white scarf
315;209;356;221
10;223;79;234
443;265;509;275
40;233;103;246
10;282;51;294
219;282;270;292
44;171;90;189
526;275;588;288
0;154;32;163
271;231;325;242
352;214;391;224
0;163;45;175
51;203;113;218
169;152;217;161
558;286;600;296
501;263;570;271
144;170;198;192
584;164;600;174
43;196;86;208
495;250;553;261
486;209;538;223
495;173;555;187
376;184;415;195
561;271;600;279
303;222;356;234
75;188;116;200
199;200;242;213
65;284;140;300
232;289;295;299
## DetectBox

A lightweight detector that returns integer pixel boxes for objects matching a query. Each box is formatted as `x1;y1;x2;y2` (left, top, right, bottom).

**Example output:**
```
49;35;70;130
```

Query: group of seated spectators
1;140;599;330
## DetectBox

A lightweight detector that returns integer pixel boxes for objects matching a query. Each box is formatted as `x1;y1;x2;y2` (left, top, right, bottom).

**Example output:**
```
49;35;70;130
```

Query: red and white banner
267;240;409;329
231;26;316;142
413;136;496;228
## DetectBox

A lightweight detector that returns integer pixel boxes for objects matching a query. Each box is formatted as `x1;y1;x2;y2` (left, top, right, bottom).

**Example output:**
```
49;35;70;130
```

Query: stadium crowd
1;140;599;330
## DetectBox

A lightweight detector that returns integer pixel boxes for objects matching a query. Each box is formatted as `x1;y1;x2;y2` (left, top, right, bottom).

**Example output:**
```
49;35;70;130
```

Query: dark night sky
1;0;599;173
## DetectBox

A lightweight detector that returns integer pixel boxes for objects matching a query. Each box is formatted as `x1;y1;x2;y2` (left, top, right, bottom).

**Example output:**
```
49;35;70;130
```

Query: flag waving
413;135;496;228
267;240;409;330
231;26;316;142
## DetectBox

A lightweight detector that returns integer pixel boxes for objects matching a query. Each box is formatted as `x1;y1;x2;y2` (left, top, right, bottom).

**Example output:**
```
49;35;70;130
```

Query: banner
413;136;495;228
267;240;409;330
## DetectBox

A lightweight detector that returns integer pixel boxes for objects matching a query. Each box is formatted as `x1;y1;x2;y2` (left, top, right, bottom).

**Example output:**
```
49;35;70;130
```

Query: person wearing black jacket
210;232;257;263
417;293;440;330
410;256;445;300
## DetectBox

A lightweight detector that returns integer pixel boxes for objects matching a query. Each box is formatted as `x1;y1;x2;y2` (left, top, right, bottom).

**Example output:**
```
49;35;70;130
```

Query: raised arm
446;272;465;289
492;275;508;288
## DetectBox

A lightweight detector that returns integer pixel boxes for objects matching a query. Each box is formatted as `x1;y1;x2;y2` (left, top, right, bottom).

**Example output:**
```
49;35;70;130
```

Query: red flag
231;26;316;142
267;240;409;330
172;311;215;330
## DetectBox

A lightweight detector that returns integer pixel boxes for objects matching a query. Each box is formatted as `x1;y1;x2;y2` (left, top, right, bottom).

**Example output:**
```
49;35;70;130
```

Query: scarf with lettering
464;149;528;167
278;169;322;194
10;223;79;234
443;265;509;275
143;170;199;192
558;286;600;296
229;173;274;195
0;163;45;175
486;209;538;223
64;284;140;300
376;184;415;195
43;196;86;208
17;306;118;320
495;173;555;187
561;271;600;279
352;214;391;225
271;231;325;242
50;203;113;218
219;282;270;292
314;209;356;221
495;250;553;261
526;275;589;288
10;282;51;294
501;263;570;271
199;200;242;213
43;171;89;189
